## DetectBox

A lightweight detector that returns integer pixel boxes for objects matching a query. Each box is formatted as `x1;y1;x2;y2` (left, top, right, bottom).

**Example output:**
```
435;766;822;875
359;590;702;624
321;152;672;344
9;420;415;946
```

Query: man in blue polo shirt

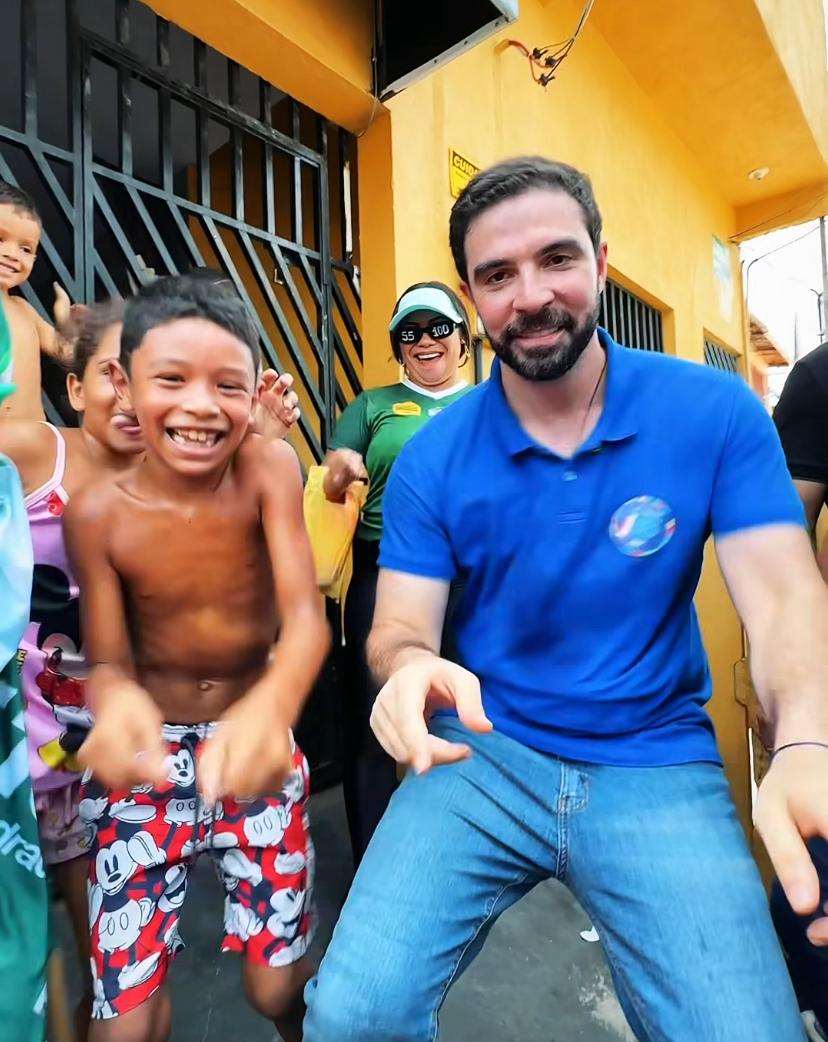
304;157;828;1041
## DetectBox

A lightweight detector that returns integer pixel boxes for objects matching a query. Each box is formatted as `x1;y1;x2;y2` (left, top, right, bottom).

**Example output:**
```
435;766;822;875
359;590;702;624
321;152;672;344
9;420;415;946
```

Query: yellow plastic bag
303;465;368;604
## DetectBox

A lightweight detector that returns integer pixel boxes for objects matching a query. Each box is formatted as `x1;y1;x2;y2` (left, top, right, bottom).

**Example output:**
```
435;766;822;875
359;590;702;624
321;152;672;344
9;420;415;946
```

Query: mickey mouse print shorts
80;722;315;1020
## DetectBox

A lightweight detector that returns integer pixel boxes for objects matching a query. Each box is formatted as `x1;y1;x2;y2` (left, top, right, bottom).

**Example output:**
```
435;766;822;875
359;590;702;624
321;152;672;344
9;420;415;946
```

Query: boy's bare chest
109;499;269;602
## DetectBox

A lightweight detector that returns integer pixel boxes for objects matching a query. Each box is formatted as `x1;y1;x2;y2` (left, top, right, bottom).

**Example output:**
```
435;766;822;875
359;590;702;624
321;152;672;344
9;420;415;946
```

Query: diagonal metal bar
332;326;363;399
0;153;75;294
268;242;324;359
160;195;205;271
124;184;179;275
90;165;323;262
92;253;122;299
0;132;75;225
0;126;75;164
202;216;324;459
91;178;153;288
236;229;325;415
331;275;362;360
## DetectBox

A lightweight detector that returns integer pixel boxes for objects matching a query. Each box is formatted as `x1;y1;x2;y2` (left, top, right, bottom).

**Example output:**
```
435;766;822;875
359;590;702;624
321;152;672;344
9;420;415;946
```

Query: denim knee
303;971;430;1042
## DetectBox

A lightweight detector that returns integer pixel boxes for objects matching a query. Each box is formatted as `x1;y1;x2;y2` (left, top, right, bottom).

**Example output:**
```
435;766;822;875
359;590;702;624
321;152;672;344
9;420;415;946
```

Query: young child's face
67;323;145;457
118;317;259;477
0;204;41;290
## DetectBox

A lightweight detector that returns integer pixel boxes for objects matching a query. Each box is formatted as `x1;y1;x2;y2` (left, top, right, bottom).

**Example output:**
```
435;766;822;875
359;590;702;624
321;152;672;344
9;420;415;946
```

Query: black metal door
0;0;363;458
0;0;363;784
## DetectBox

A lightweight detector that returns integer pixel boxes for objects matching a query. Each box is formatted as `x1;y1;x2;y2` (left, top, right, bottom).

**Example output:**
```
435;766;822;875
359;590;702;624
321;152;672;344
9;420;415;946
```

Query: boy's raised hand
79;678;169;789
254;371;301;440
198;683;294;805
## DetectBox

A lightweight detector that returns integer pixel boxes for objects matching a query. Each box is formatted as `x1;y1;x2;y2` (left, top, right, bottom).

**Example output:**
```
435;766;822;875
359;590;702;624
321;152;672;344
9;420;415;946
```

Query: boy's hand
79;681;169;789
198;686;294;804
254;371;301;440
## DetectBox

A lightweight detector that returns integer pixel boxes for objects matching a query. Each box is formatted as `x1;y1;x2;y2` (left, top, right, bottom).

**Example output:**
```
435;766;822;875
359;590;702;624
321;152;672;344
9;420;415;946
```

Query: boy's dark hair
389;280;480;365
121;275;260;373
67;299;125;379
0;180;41;223
449;157;603;283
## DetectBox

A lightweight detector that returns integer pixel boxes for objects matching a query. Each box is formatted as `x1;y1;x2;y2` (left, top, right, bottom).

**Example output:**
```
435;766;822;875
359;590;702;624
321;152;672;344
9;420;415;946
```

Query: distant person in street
303;157;828;1041
773;343;828;1040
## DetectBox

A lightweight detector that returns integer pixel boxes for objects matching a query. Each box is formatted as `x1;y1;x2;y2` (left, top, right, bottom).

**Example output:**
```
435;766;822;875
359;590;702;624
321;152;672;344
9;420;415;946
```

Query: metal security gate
0;0;363;786
0;0;363;466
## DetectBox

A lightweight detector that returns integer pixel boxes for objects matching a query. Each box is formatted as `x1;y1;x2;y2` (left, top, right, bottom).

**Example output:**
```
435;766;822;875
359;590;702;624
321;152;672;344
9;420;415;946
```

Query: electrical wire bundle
505;0;595;87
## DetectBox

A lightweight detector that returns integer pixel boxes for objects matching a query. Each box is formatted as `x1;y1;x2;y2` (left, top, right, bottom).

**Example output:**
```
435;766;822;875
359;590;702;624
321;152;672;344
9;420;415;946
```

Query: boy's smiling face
0;204;41;290
112;316;259;478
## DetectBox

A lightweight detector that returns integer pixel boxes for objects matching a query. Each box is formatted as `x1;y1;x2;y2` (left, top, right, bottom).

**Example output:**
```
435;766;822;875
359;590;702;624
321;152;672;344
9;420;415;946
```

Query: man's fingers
389;691;433;774
806;913;828;947
370;701;409;764
427;734;472;767
757;800;819;914
451;672;492;734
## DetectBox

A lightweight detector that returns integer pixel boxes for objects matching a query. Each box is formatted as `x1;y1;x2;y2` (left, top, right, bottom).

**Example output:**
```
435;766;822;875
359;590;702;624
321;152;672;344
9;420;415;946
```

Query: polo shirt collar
487;326;640;457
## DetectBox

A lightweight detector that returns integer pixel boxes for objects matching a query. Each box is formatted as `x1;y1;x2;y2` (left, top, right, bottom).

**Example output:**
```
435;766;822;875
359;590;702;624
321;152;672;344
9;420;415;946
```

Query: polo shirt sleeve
328;392;370;455
378;441;457;580
710;378;805;536
772;359;828;485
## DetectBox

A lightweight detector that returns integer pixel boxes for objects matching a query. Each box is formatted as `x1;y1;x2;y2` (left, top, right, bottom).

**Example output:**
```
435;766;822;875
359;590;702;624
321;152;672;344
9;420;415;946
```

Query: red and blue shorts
80;722;314;1020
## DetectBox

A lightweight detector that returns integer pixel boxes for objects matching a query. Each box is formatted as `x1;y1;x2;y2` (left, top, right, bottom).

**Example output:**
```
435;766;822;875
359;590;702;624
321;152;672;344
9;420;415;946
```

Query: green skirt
0;656;48;1041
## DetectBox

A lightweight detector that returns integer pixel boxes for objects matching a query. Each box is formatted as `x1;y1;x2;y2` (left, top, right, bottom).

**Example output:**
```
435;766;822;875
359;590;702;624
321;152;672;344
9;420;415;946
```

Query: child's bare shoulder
64;471;125;530
237;433;302;488
5;294;39;325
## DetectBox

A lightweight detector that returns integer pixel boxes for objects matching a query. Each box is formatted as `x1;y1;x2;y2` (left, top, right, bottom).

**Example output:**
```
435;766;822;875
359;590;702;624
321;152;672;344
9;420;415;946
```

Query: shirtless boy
0;181;73;421
65;277;330;1042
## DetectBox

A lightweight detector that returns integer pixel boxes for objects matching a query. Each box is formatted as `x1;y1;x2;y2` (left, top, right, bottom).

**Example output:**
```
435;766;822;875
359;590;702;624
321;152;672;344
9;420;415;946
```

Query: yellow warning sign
449;148;481;199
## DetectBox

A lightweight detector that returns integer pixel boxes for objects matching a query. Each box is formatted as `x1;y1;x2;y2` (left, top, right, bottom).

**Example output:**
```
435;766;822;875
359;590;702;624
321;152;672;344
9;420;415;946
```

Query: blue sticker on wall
609;496;676;557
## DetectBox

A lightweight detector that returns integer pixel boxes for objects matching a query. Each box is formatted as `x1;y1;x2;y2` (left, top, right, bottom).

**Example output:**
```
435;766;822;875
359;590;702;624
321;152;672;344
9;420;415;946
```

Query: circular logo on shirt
609;496;676;557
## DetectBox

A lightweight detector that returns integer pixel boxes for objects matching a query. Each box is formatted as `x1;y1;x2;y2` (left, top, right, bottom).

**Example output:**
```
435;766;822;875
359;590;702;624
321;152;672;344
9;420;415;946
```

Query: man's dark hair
0;180;41;223
121;275;260;373
389;280;481;364
449;157;602;283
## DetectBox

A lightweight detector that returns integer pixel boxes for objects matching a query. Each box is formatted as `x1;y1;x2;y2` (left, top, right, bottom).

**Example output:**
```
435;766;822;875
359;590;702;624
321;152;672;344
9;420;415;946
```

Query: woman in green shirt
324;281;476;865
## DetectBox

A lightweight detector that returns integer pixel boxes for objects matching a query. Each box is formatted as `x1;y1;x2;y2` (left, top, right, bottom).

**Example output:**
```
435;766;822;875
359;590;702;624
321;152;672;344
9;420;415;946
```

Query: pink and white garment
19;423;91;797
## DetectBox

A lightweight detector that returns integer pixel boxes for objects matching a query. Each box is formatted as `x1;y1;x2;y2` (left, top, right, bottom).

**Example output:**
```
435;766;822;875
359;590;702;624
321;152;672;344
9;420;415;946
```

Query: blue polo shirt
379;329;804;766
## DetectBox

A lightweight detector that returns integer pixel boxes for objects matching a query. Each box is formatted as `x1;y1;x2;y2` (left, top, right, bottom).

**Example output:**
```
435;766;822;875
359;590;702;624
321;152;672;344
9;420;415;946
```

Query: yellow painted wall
357;0;753;822
753;0;828;169
144;0;377;132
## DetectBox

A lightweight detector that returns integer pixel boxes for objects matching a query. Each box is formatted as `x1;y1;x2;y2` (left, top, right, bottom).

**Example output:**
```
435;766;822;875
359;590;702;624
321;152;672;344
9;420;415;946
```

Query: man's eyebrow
472;238;586;280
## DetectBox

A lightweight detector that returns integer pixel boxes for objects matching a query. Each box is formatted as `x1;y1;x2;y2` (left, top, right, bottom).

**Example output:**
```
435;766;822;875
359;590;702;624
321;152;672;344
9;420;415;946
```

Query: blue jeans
304;717;804;1041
